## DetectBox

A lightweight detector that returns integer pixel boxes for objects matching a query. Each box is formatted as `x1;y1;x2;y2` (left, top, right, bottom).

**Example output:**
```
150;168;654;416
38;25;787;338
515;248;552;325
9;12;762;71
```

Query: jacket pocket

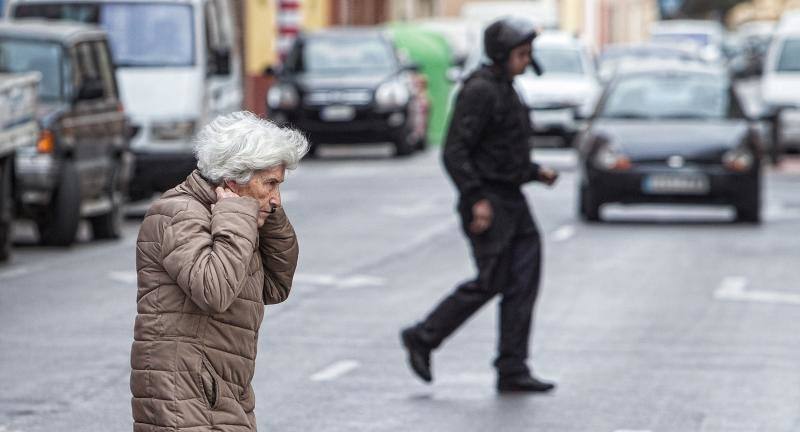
199;357;219;409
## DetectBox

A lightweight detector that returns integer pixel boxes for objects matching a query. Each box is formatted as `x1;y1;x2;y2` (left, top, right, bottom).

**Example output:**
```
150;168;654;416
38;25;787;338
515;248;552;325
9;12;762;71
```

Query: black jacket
443;65;541;207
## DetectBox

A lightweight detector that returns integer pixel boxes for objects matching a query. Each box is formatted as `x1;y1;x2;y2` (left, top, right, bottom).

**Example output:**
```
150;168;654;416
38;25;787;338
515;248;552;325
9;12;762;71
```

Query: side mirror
76;79;104;102
263;65;280;77
208;48;231;76
403;62;421;73
446;66;464;83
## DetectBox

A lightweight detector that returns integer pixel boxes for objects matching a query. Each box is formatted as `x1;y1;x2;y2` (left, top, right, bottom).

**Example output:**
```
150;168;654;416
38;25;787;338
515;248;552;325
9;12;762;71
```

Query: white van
7;0;243;200
762;26;800;152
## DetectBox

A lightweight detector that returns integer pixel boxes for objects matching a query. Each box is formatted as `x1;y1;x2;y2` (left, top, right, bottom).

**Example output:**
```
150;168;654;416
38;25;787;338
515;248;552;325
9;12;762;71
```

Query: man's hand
538;167;559;186
470;199;493;234
211;186;240;211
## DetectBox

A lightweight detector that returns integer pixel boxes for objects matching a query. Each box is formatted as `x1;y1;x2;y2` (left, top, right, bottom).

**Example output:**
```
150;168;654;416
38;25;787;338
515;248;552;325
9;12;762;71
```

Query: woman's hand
211;186;240;210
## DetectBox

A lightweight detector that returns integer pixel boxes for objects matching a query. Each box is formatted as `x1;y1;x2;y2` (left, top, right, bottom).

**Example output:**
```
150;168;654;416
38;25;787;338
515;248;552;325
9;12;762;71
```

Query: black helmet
484;17;539;65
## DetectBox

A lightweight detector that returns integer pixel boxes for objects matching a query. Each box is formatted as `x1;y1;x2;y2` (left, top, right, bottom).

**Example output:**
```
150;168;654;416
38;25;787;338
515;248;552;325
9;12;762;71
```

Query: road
2;144;800;432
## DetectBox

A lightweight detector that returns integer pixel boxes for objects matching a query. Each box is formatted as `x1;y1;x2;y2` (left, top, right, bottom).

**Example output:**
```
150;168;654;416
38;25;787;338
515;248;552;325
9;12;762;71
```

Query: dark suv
267;28;425;157
0;21;131;245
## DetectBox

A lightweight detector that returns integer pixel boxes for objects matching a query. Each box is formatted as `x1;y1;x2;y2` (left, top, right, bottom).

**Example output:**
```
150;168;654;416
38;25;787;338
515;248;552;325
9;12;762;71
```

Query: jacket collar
478;63;513;83
176;170;217;209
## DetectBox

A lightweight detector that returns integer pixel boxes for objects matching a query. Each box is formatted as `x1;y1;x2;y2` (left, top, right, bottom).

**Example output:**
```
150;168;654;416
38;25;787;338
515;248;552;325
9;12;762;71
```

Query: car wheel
0;156;14;261
90;164;123;240
394;133;415;157
38;162;81;247
579;183;601;222
416;135;428;152
736;204;761;224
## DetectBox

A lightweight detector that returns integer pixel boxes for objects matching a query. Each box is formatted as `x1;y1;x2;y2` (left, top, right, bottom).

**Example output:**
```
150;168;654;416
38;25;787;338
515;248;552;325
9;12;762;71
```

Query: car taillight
36;130;55;154
593;143;631;171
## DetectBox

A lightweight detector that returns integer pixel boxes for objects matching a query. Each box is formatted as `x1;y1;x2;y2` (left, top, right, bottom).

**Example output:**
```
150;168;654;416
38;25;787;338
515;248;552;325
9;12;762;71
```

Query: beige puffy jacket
131;171;298;432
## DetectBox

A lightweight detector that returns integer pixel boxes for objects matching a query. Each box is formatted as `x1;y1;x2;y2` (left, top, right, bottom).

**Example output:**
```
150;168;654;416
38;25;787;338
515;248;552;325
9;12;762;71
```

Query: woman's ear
225;180;239;192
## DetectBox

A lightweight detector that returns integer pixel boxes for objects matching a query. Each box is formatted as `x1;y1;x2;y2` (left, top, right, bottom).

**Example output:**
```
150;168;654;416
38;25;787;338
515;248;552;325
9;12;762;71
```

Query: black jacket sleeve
442;78;496;207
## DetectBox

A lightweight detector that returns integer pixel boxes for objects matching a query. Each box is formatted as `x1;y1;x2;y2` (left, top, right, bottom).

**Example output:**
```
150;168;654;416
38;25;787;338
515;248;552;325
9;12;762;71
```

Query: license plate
320;105;355;122
531;109;573;131
642;174;710;195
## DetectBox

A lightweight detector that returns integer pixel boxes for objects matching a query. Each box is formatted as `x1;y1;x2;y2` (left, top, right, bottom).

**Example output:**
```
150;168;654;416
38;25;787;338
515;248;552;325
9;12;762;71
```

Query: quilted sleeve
257;207;298;305
161;197;260;313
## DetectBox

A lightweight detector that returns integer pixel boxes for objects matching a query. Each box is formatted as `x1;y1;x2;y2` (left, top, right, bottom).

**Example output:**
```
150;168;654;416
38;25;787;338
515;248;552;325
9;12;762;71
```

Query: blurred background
1;0;800;431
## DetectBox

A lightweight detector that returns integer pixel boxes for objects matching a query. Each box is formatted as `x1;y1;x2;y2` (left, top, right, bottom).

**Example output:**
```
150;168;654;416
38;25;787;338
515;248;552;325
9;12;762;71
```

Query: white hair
194;111;309;184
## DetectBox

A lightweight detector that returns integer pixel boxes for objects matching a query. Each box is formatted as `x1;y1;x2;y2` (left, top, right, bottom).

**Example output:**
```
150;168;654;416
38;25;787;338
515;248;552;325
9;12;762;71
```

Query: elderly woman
130;111;308;432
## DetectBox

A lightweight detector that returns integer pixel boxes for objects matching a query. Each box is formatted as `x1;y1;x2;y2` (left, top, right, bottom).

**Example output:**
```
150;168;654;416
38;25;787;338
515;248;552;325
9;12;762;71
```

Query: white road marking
551;224;576;242
108;270;138;285
293;273;386;290
613;430;652;432
293;274;337;286
0;266;30;281
310;360;360;382
336;275;386;289
714;276;800;305
380;200;440;218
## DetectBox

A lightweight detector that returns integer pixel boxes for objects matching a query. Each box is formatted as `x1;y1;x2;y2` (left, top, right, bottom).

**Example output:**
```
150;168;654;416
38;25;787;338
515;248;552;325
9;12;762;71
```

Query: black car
0;21;132;245
267;28;424;157
577;61;763;223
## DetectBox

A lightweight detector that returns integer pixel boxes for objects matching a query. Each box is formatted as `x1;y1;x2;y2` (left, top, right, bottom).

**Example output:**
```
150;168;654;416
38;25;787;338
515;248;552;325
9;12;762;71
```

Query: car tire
38;162;81;247
579;183;601;222
90;163;123;240
736;203;761;224
416;135;428;152
0;156;14;261
394;128;415;158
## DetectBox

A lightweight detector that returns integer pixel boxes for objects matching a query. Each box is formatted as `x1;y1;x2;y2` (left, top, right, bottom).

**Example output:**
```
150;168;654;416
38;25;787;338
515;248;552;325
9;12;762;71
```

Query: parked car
599;42;704;83
0;72;39;260
268;28;425;157
8;0;243;201
730;21;776;79
514;31;601;147
577;61;763;223
650;20;726;64
761;25;800;153
0;20;131;245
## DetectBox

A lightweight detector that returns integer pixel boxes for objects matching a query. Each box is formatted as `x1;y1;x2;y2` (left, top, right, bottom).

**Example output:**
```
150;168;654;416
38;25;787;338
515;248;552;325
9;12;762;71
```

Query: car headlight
151;119;196;141
375;80;410;109
593;142;631;171
723;147;754;172
267;84;299;110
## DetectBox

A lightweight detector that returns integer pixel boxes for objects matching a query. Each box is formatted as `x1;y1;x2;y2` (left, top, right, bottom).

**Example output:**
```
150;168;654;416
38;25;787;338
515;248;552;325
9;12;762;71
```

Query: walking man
401;17;559;393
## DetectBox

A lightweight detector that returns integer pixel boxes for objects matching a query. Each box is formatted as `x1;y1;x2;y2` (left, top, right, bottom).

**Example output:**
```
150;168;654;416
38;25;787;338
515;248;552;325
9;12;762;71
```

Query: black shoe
497;374;556;393
400;327;432;383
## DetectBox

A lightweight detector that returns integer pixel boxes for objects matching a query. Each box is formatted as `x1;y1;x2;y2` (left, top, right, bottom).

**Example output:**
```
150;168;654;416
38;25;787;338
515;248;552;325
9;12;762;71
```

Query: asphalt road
2;143;800;432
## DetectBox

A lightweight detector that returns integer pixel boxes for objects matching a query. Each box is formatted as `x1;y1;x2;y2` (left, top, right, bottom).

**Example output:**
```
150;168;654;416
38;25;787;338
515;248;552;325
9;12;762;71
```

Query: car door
91;38;127;199
67;38;124;201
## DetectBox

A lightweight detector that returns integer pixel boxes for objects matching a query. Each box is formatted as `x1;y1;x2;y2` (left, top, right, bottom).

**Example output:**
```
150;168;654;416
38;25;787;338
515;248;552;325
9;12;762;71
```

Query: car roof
305;27;387;40
613;59;726;78
535;31;583;48
0;19;105;43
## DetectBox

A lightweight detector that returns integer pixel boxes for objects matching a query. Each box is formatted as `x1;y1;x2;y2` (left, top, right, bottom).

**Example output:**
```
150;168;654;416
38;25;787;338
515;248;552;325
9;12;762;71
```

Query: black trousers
415;194;542;378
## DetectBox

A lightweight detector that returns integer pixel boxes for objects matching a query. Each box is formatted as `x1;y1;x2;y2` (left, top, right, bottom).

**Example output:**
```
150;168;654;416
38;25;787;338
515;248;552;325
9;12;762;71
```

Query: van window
777;39;800;72
13;2;195;67
0;38;64;100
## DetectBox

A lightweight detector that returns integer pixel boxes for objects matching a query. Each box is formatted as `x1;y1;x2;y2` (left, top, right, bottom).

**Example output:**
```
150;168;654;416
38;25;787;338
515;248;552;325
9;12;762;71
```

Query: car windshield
653;32;711;47
601;73;730;120
777;38;800;72
534;48;584;74
0;38;63;101
13;2;194;67
294;36;395;73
